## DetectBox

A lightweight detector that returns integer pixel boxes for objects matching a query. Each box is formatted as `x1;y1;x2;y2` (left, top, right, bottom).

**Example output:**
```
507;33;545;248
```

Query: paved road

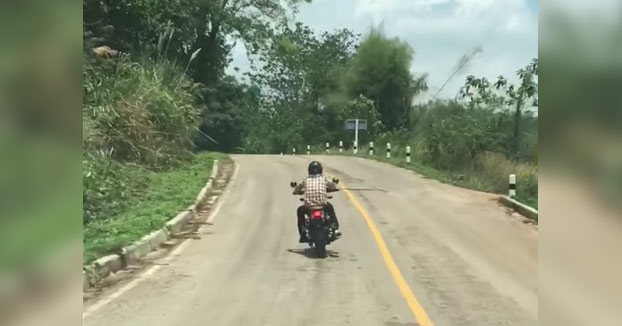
84;155;537;326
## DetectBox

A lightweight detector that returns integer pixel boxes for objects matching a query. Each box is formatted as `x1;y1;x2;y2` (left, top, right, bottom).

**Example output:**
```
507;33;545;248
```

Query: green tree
411;101;502;169
340;95;382;143
83;0;308;85
193;76;261;152
248;23;358;150
83;0;201;54
459;58;538;157
340;27;428;130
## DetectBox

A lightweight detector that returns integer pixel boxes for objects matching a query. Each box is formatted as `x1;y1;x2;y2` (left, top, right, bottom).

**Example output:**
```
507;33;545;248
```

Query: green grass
321;146;538;209
515;195;538;209
328;148;480;188
83;152;224;264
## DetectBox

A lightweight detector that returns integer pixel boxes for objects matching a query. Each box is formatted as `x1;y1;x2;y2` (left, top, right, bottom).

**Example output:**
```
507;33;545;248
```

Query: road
84;155;538;326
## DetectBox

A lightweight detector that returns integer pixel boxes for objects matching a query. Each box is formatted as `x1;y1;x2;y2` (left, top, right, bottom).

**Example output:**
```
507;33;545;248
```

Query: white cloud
348;0;537;97
227;0;538;99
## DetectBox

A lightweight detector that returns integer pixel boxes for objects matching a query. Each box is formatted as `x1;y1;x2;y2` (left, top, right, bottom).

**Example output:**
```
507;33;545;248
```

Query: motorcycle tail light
312;210;323;219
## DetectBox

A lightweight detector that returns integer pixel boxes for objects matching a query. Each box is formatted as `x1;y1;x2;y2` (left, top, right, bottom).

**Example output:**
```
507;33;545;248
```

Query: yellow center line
337;179;434;326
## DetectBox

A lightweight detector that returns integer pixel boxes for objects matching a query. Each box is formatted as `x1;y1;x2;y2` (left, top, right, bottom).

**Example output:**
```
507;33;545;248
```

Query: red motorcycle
290;179;340;258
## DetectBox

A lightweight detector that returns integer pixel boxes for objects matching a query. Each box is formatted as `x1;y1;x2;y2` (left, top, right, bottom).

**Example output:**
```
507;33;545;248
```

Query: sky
228;0;538;100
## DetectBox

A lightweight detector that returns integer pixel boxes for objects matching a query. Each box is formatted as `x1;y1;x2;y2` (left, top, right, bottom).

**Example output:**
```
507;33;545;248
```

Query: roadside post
509;174;516;197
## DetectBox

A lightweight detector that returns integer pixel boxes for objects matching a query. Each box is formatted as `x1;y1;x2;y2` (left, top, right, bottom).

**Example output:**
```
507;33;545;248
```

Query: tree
341;95;382;142
459;58;538;157
83;0;308;86
83;0;202;54
248;23;358;150
180;0;311;85
340;27;428;130
193;76;260;152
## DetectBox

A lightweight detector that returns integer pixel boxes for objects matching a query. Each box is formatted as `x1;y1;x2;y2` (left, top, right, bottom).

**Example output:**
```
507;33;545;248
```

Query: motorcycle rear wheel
311;227;327;258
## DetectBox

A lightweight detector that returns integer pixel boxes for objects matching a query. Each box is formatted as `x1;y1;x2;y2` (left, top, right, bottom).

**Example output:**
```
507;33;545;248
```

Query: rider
292;161;341;243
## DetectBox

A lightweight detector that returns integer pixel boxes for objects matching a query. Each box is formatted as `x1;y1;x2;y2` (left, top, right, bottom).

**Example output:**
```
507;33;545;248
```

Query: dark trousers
296;202;339;237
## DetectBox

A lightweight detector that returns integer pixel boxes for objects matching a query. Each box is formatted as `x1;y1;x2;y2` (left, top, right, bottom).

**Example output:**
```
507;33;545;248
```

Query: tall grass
318;101;538;208
329;145;538;208
83;55;199;168
83;153;220;263
82;52;201;224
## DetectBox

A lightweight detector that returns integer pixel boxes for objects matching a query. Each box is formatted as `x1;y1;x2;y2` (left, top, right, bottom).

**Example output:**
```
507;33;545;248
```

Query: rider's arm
326;177;339;192
292;179;305;195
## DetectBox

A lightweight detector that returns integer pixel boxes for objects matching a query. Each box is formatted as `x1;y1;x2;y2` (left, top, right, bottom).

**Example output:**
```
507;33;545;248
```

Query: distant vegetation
83;0;538;232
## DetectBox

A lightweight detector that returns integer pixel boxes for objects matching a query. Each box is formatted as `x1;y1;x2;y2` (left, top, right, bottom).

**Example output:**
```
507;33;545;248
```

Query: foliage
340;27;428;130
412;101;503;169
246;23;359;152
83;0;199;53
252;23;357;105
81;0;540;232
459;58;538;156
360;93;539;207
194;76;261;152
84;153;221;263
325;141;537;209
84;0;307;85
339;95;383;144
82;153;149;224
83;55;200;167
83;51;202;224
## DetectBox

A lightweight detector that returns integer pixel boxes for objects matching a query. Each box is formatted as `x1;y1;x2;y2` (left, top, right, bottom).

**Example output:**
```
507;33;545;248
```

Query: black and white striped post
509;174;516;197
386;142;391;159
326;142;330;153
307;145;311;155
353;141;358;154
339;141;343;153
406;145;411;163
369;142;374;155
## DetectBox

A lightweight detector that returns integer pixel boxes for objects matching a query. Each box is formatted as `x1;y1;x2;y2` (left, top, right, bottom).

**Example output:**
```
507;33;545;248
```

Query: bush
422;114;487;169
411;101;512;170
83;54;201;224
82;153;148;224
83;153;220;263
472;152;537;193
382;100;538;206
83;55;199;168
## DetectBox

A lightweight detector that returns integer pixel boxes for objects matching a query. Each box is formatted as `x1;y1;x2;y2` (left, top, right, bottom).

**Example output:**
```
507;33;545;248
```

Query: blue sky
526;0;538;12
228;0;538;100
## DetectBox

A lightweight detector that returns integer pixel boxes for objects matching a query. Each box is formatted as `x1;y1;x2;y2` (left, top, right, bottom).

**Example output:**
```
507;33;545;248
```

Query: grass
83;152;224;264
515;195;538;210
320;145;538;209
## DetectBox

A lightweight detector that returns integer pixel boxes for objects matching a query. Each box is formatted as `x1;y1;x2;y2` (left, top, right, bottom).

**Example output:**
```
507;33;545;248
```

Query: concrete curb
142;228;170;249
193;160;219;210
193;181;212;211
121;239;152;266
93;254;123;280
499;196;538;222
165;210;193;234
84;159;220;291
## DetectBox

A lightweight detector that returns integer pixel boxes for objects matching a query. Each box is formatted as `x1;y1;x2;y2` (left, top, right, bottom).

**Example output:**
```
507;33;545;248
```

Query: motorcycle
290;178;340;258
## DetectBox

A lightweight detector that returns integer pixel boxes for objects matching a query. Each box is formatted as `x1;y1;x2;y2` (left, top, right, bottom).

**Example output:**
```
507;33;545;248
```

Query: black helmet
308;161;323;175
